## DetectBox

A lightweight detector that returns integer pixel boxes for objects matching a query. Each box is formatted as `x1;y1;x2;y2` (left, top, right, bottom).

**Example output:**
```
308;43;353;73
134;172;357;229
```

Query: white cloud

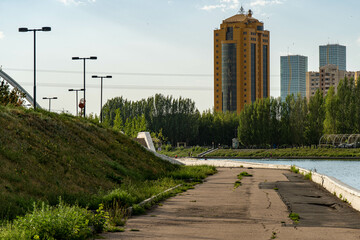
356;36;360;46
250;0;284;7
201;0;239;11
58;0;96;6
0;32;4;39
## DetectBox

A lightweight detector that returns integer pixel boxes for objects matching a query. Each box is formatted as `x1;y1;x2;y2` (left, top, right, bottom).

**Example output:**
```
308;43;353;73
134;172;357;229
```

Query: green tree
305;90;325;145
324;86;338;134
113;109;124;132
0;80;25;106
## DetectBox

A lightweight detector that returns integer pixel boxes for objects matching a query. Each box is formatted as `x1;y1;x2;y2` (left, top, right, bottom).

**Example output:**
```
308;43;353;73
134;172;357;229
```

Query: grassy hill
0;106;177;220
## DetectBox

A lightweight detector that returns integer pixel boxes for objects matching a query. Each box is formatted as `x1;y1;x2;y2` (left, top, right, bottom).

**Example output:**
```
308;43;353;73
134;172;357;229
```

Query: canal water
218;159;360;191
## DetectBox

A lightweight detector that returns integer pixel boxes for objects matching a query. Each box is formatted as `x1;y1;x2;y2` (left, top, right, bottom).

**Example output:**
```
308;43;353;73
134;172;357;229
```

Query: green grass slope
0;106;176;220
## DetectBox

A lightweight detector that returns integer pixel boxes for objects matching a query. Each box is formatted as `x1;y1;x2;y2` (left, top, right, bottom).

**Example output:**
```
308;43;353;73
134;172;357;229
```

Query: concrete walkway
100;168;360;240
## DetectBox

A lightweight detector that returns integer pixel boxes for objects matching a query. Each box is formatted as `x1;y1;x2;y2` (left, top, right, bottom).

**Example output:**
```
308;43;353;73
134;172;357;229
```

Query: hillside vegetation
0;106;178;220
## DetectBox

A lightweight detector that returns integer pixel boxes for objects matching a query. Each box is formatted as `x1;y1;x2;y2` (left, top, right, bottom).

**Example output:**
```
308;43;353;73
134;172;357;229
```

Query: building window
216;39;219;42
216;45;218;47
244;38;246;40
244;83;247;85
245;100;247;103
244;60;246;63
244;89;247;92
216;33;219;36
244;49;246;52
243;32;247;35
251;43;256;103
216;84;219;87
244;66;247;69
226;27;233;40
244;43;247;46
216;89;219;92
216;61;219;64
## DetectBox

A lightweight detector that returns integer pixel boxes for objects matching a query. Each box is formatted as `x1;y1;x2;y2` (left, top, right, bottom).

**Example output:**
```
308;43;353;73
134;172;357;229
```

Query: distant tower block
214;9;270;113
319;44;346;71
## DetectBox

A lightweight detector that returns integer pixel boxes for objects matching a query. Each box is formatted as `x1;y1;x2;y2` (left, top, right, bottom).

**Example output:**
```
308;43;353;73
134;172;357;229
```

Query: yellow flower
33;235;40;240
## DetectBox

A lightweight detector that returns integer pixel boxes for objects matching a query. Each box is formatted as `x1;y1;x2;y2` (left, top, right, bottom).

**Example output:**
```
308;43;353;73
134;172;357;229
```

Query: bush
164;144;172;151
0;201;108;240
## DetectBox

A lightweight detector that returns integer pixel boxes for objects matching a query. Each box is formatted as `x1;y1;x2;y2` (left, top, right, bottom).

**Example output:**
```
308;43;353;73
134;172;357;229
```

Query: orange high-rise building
214;9;270;113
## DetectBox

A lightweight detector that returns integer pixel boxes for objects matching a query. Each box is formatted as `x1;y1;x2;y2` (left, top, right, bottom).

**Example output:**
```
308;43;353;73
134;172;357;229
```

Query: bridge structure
0;68;41;108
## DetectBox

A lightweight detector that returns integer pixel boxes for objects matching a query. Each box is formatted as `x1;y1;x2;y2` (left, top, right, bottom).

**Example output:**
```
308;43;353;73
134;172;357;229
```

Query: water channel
215;159;360;191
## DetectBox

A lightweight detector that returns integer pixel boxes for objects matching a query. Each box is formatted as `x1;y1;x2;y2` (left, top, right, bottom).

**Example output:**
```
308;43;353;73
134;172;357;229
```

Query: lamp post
42;97;57;112
92;75;112;123
19;26;51;110
68;88;84;116
72;56;97;117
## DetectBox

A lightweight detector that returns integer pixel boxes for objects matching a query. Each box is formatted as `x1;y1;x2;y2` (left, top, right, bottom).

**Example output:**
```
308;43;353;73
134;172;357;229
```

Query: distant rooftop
223;9;259;24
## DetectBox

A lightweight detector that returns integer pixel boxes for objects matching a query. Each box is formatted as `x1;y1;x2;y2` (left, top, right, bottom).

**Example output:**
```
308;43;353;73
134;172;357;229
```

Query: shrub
0;201;108;240
164;144;172;151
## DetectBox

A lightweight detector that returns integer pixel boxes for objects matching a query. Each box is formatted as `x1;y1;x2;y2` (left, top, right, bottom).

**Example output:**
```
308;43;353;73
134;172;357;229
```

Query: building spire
238;5;245;14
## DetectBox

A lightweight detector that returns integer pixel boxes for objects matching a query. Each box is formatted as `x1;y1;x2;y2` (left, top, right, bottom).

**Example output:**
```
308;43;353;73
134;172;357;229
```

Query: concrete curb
127;184;183;215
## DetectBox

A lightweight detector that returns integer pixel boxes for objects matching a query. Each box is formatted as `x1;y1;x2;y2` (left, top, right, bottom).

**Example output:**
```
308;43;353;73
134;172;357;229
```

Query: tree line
102;77;359;147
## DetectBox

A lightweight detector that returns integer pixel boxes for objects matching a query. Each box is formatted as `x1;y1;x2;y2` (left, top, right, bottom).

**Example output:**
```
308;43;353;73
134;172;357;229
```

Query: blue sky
1;0;360;114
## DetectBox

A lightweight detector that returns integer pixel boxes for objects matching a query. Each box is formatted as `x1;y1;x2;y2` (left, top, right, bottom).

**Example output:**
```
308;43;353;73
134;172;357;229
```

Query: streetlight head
80;89;85;91
90;56;97;60
53;97;58;99
92;75;98;78
106;75;112;78
42;27;51;32
72;57;80;60
42;97;48;99
68;89;74;91
19;27;29;32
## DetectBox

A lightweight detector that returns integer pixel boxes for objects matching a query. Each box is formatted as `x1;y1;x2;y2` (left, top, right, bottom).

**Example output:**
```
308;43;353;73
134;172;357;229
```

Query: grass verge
206;148;360;158
0;165;217;239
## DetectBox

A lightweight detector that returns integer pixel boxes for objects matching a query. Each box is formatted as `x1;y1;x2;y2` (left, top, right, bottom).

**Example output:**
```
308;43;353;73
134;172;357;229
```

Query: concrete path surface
100;168;360;240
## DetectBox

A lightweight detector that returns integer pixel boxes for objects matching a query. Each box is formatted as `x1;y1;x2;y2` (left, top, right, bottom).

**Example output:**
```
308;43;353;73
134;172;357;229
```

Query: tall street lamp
68;88;84;116
19;26;51;110
42;97;57;112
72;56;97;117
92;75;112;123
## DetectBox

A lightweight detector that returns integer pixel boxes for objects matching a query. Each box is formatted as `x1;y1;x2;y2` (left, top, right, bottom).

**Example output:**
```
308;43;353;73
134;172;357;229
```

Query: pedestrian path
100;168;360;240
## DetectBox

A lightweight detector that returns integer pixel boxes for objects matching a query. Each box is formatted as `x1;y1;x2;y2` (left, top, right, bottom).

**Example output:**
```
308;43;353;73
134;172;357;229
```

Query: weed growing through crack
289;212;300;223
304;172;312;181
271;231;277;239
290;165;299;174
234;180;242;189
238;171;253;177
